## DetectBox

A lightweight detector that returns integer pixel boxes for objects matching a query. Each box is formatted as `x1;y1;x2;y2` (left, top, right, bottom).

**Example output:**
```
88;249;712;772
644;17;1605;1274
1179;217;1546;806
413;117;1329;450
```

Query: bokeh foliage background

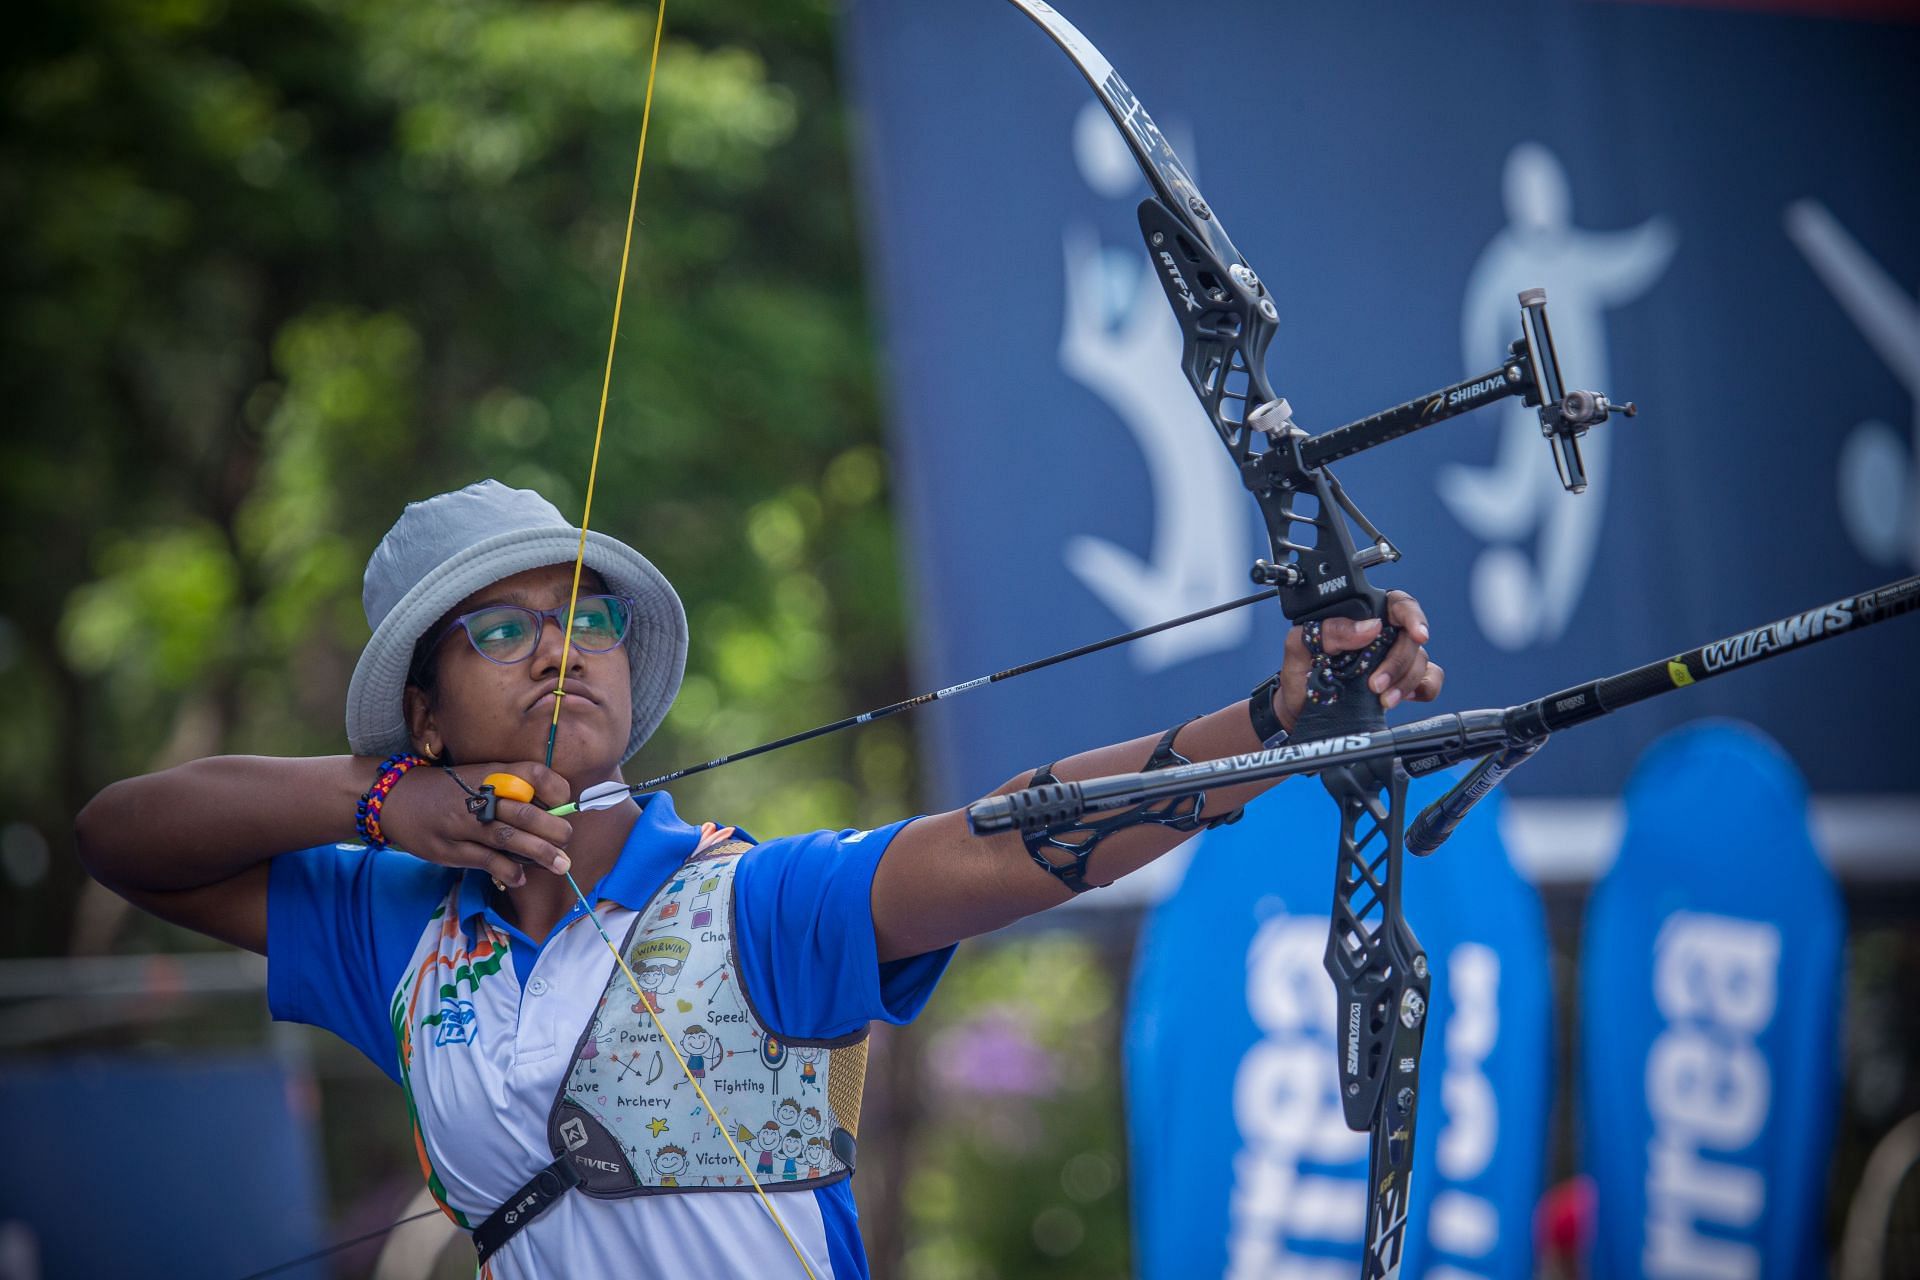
0;0;1131;1274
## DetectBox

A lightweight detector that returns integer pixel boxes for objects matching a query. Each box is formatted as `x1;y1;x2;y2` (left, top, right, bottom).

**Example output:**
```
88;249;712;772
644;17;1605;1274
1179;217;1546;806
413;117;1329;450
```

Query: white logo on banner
1784;199;1920;570
1058;102;1251;671
1230;915;1366;1279
1429;942;1500;1274
1440;143;1677;650
1645;912;1779;1280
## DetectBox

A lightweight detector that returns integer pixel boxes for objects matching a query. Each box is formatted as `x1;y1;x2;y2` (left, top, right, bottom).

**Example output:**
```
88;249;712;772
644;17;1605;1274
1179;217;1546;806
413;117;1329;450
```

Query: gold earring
421;741;440;763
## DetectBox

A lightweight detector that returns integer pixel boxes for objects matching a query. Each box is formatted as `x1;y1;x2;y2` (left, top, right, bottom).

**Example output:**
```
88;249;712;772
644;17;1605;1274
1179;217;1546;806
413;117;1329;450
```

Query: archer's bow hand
1277;590;1445;731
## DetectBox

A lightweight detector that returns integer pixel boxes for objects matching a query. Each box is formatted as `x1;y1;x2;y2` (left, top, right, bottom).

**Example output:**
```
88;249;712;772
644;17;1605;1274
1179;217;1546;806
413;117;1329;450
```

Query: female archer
76;478;1442;1277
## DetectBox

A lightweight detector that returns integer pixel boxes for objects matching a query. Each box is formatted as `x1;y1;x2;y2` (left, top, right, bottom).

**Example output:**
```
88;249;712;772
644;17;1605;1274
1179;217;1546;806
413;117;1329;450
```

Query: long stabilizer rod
1407;571;1920;851
969;574;1920;839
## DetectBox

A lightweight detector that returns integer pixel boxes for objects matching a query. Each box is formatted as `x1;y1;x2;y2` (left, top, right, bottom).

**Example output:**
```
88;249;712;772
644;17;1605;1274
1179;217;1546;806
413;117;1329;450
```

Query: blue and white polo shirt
267;791;949;1278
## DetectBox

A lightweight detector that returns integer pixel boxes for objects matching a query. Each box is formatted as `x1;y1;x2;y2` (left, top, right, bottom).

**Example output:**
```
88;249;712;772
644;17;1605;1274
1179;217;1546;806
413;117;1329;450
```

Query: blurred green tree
0;0;909;963
901;933;1135;1280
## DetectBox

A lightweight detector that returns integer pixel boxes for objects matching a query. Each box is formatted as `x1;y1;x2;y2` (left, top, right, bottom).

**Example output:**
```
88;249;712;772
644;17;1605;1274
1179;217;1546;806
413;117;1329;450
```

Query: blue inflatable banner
0;1055;327;1276
1580;721;1844;1279
1127;771;1550;1278
842;0;1920;808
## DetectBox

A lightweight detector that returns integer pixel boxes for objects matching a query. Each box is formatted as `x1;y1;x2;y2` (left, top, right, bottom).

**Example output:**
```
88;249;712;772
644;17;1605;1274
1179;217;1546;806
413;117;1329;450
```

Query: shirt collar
456;791;732;935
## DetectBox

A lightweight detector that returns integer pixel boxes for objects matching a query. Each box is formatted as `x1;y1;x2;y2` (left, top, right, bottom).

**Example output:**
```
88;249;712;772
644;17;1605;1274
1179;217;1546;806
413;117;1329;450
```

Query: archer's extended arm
869;596;1438;963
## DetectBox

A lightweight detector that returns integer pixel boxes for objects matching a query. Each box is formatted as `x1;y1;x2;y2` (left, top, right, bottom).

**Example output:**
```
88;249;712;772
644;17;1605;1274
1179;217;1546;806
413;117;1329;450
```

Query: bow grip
1288;618;1401;744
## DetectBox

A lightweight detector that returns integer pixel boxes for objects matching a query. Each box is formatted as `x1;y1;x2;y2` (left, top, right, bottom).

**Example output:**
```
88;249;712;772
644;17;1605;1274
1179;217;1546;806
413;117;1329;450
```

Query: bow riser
1135;197;1396;625
1322;761;1428;1280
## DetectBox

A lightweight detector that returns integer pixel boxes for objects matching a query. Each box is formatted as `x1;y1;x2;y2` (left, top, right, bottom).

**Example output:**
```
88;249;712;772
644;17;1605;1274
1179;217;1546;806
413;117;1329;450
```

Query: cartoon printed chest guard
546;840;866;1196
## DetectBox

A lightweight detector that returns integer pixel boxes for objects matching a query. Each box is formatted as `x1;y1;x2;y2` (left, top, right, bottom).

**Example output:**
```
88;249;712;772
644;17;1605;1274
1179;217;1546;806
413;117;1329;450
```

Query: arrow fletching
548;779;637;817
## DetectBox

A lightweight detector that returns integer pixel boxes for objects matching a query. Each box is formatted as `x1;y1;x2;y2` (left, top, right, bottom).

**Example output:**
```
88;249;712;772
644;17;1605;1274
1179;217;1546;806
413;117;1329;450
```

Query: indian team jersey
267;791;951;1278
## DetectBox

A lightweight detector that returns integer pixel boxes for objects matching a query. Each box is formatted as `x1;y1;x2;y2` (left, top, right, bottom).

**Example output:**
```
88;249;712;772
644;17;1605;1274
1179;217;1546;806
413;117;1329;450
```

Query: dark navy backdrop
842;0;1919;806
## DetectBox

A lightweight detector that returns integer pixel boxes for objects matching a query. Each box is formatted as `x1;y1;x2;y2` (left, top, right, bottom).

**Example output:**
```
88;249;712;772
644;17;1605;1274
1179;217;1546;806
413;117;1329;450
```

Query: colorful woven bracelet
356;752;427;849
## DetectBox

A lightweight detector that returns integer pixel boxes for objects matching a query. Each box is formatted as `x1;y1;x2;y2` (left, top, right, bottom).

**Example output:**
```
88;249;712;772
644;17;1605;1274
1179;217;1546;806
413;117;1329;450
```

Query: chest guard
545;839;867;1196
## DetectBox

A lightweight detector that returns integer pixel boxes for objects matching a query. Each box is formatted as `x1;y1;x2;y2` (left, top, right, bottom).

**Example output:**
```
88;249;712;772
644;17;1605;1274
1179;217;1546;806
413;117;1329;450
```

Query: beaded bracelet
356;752;428;849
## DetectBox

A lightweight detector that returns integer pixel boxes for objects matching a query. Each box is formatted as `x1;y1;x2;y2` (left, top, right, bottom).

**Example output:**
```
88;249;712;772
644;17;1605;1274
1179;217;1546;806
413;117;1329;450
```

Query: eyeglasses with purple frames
428;594;635;668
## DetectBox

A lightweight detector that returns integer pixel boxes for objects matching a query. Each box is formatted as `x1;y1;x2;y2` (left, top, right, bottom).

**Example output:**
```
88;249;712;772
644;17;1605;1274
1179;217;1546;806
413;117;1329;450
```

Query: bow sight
1134;134;1628;632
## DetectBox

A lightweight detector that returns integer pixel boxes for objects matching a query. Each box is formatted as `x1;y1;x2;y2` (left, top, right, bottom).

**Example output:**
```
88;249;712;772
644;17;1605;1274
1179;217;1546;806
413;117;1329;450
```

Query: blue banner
1126;771;1550;1278
1580;721;1844;1279
842;0;1920;807
0;1055;327;1276
1398;786;1554;1280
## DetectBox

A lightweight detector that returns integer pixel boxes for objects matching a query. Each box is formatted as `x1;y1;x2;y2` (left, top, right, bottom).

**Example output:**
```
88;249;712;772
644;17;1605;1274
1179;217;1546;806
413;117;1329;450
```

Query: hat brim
344;528;688;765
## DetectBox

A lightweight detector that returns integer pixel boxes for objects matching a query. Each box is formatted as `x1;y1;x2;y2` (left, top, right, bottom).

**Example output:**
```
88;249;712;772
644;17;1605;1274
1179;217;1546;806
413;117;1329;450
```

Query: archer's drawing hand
378;762;574;888
1277;590;1445;730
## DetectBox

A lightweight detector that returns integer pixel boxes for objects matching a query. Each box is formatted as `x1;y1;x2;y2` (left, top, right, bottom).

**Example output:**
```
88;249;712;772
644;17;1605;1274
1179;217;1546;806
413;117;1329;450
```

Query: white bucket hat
345;479;688;764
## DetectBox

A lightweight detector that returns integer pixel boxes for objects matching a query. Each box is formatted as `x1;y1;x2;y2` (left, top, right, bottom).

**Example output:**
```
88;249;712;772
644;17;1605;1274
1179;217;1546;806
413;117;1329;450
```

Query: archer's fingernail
1361;618;1383;635
1371;672;1390;692
1384;688;1403;709
554;855;571;874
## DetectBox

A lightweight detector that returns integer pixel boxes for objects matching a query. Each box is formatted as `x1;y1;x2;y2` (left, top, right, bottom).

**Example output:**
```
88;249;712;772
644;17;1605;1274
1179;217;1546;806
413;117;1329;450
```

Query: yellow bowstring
545;4;817;1276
